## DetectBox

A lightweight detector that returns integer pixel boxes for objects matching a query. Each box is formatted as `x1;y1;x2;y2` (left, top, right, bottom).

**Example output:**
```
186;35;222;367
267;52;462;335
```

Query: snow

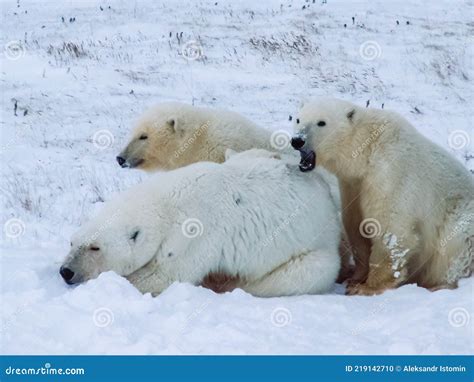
1;0;472;354
1;247;472;354
384;233;410;277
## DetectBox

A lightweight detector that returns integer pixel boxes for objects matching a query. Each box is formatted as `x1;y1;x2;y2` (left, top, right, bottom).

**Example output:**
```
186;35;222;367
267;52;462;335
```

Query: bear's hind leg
419;206;473;290
340;180;371;286
242;249;340;297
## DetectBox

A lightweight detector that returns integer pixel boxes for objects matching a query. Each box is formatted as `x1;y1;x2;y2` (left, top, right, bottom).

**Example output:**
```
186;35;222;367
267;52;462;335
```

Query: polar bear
116;102;273;171
60;149;341;297
291;97;474;295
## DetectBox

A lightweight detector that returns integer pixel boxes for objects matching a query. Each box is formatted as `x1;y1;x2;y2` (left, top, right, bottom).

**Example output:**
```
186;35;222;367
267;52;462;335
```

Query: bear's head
291;98;362;176
59;205;161;284
59;182;181;285
59;175;207;286
117;103;210;171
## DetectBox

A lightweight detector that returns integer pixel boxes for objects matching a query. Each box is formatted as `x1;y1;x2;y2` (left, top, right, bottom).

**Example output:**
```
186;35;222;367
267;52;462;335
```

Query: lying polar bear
60;149;341;297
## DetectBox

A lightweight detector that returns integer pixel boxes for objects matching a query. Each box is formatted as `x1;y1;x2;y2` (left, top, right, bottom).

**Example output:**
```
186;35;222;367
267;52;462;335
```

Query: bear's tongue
298;149;316;172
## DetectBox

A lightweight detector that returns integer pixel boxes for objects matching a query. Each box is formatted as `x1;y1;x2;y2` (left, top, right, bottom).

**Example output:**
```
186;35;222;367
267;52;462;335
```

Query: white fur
295;97;474;290
63;149;341;297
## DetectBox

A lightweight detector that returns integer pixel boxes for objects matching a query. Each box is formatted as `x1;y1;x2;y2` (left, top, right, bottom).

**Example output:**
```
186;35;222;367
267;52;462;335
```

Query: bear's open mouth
298;149;316;172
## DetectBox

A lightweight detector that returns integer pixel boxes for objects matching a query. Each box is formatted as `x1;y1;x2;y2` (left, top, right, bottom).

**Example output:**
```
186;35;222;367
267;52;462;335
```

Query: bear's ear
346;109;356;122
167;117;177;131
167;117;183;134
299;97;309;108
225;148;237;161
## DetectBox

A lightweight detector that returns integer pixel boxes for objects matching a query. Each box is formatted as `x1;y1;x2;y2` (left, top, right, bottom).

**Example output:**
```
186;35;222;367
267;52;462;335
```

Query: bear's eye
296;118;300;124
130;230;140;242
288;115;292;121
317;121;326;127
70;242;73;247
139;134;148;140
90;246;100;251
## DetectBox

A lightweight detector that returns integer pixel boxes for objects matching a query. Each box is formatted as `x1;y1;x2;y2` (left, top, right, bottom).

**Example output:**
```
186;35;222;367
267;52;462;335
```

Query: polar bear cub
116;102;273;171
61;149;341;297
291;97;474;295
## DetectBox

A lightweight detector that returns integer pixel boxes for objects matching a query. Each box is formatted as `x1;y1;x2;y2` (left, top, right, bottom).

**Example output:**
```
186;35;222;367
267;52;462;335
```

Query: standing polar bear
116;102;273;170
61;149;341;297
291;97;474;295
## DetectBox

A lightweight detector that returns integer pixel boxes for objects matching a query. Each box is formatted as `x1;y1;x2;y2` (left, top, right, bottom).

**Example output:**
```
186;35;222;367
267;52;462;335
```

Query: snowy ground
1;0;473;354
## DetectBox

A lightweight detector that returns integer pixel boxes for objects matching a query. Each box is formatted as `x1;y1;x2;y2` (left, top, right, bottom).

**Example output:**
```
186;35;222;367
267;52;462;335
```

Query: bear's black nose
291;136;305;150
60;266;74;283
116;156;126;166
